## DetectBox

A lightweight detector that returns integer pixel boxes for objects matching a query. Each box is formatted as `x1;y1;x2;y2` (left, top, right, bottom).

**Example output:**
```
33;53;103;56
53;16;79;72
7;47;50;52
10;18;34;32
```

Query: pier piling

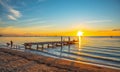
24;36;77;51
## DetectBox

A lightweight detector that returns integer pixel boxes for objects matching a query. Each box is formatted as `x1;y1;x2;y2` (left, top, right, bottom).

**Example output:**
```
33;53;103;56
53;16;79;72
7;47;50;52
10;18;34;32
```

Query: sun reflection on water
78;36;82;51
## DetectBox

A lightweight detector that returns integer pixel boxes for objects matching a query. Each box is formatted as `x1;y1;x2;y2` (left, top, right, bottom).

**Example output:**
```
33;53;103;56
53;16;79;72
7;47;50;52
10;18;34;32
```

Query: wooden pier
24;40;77;50
23;36;78;51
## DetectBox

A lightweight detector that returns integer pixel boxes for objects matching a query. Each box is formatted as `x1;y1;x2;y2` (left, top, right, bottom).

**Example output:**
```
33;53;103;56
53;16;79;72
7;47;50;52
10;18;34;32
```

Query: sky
0;0;120;36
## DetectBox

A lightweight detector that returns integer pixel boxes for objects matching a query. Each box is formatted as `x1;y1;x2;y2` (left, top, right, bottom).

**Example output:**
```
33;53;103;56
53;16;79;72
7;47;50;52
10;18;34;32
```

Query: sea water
0;36;120;69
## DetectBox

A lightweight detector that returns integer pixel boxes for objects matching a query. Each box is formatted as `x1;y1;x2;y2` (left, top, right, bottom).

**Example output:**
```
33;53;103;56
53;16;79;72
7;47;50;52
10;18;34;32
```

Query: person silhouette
10;40;13;48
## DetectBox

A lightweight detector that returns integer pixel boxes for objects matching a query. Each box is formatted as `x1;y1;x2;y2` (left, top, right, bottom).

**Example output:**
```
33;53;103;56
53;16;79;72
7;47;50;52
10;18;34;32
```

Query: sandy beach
0;48;119;72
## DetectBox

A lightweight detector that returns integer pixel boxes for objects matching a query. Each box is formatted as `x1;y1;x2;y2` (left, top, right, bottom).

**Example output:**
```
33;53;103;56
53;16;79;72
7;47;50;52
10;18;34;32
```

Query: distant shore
0;48;120;72
0;35;72;37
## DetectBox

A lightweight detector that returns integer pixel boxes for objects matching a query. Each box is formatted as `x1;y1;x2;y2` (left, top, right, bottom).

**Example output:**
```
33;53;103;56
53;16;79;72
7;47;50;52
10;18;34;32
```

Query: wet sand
0;48;120;72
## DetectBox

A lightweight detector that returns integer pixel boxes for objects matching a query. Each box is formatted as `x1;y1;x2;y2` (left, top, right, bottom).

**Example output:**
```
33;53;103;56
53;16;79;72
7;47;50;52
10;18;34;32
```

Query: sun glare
77;31;83;36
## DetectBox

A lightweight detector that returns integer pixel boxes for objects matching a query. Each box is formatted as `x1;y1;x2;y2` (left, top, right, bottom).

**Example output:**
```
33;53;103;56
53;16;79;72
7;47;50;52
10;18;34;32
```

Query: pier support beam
47;44;50;48
24;44;32;49
37;44;39;50
61;36;63;46
52;43;55;48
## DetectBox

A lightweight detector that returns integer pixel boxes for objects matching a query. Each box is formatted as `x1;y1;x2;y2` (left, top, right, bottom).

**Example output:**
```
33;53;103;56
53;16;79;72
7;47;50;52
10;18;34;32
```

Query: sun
77;31;83;36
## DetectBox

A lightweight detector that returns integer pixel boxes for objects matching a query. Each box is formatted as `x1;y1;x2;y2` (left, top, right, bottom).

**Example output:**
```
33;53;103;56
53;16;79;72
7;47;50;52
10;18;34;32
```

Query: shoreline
26;48;120;70
0;48;120;72
62;58;120;70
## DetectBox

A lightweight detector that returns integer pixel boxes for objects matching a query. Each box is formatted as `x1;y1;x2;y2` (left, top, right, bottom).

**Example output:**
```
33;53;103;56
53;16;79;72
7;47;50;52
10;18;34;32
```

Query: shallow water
0;36;120;69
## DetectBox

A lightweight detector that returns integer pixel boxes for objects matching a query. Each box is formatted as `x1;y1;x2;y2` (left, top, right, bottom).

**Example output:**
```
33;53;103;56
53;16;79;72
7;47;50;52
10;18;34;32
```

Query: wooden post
60;36;63;57
56;43;58;46
68;36;70;42
68;44;70;52
47;44;49;48
41;44;44;51
37;44;39;50
29;44;31;49
52;43;55;48
61;36;63;42
24;44;27;49
61;36;63;45
68;36;70;44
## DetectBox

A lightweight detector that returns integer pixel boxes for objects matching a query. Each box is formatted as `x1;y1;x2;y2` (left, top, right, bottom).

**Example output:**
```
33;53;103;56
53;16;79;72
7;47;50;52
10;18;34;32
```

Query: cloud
0;0;21;20
97;29;120;32
0;24;55;35
112;29;120;31
20;18;41;23
13;18;46;26
0;21;5;25
8;15;17;20
9;8;21;18
85;20;112;24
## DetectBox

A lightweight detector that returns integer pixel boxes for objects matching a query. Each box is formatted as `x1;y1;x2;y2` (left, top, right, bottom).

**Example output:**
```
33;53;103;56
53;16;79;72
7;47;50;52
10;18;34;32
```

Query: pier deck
24;41;77;50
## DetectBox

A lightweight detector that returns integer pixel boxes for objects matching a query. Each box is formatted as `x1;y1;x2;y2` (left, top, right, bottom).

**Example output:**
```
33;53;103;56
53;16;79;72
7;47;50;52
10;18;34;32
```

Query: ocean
0;36;120;69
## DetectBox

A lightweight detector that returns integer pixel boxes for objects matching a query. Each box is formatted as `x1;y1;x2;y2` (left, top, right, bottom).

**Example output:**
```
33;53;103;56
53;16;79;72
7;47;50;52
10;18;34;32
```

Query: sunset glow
77;31;83;36
0;0;120;36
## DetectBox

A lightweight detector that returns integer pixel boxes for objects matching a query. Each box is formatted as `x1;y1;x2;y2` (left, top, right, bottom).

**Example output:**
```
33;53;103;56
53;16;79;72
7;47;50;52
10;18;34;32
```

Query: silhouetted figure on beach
6;42;10;47
110;36;113;38
10;40;13;48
